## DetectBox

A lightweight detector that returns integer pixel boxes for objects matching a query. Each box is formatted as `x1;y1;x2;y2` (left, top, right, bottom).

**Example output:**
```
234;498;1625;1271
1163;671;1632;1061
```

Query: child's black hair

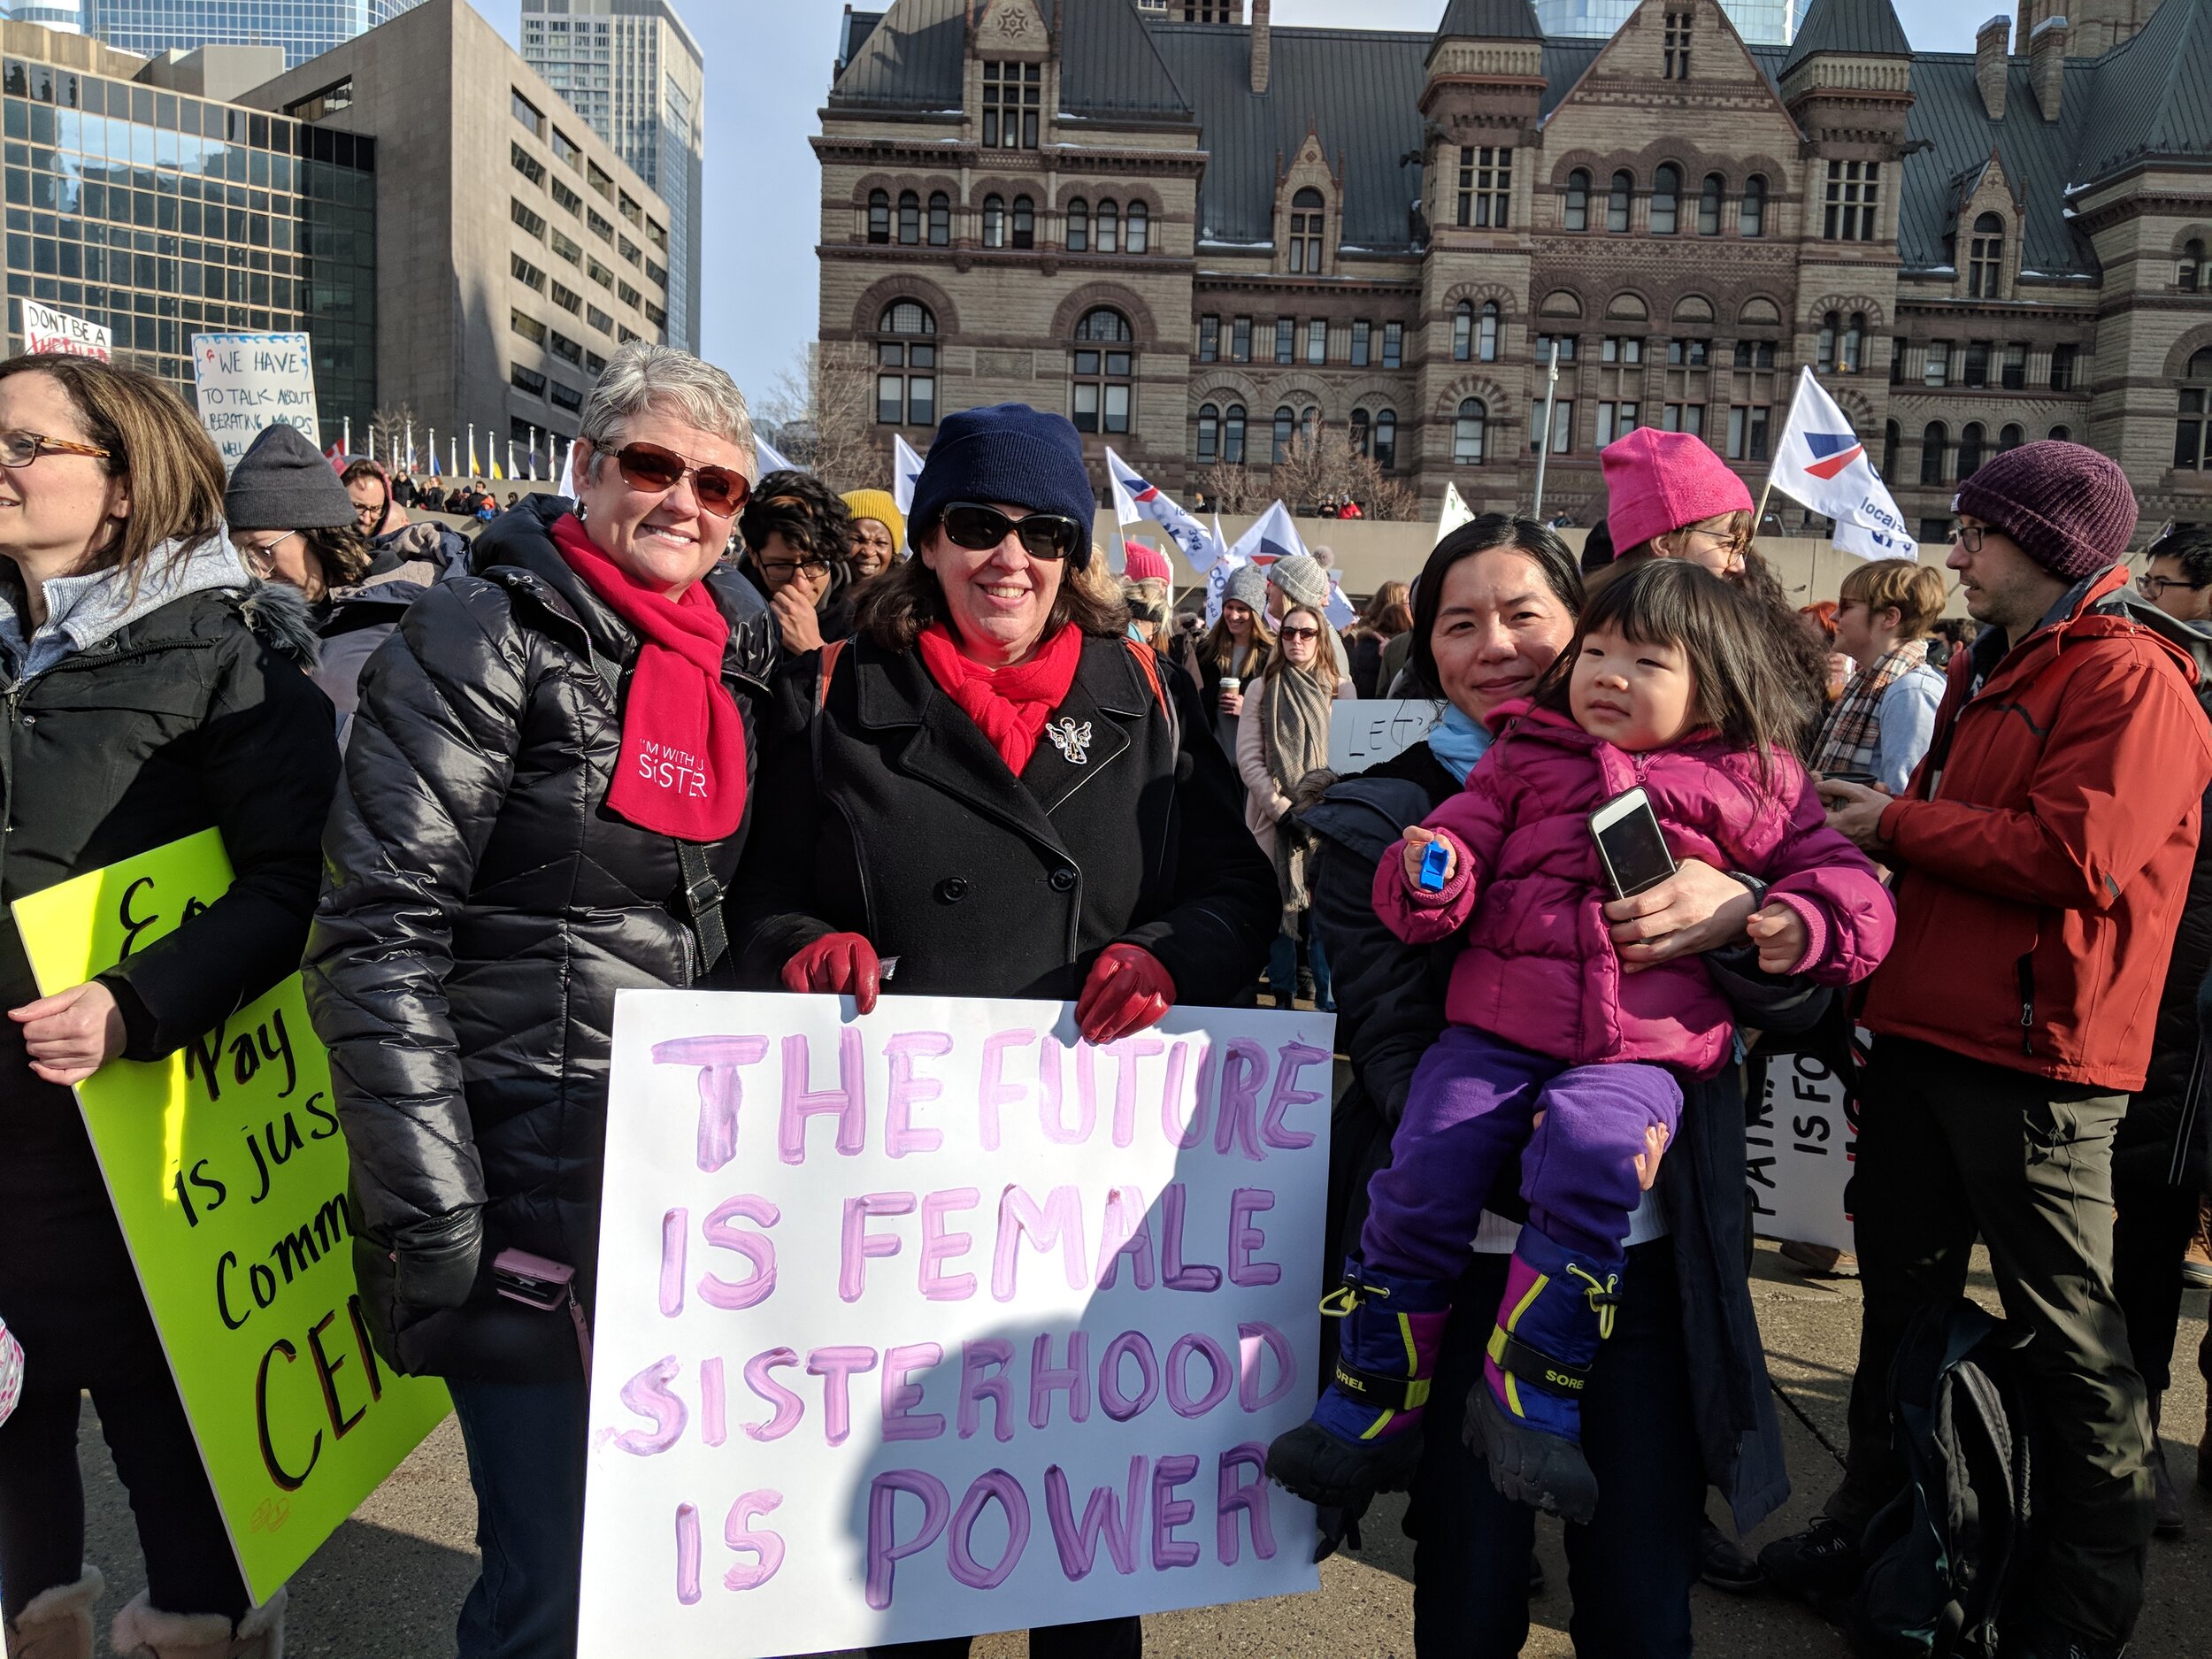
1531;557;1807;782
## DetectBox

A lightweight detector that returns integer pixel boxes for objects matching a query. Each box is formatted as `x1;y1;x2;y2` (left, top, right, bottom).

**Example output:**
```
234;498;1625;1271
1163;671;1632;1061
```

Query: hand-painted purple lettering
658;1206;687;1317
1028;1331;1091;1430
1158;1183;1222;1292
864;1470;949;1610
807;1345;879;1447
884;1031;955;1158
993;1184;1087;1300
697;1194;779;1311
840;1192;916;1302
957;1338;1016;1443
674;1502;702;1606
741;1348;804;1441
1044;1456;1144;1579
976;1029;1033;1152
1037;1037;1092;1144
1216;1443;1277;1564
1106;1036;1163;1147
1226;1188;1282;1287
615;1354;687;1455
947;1470;1031;1590
1098;1329;1159;1422
699;1356;727;1448
1260;1042;1329;1150
650;1034;770;1173
1093;1185;1156;1290
1164;1040;1211;1150
723;1489;787;1592
1236;1322;1296;1412
880;1342;947;1442
1166;1332;1233;1419
918;1187;980;1302
1149;1455;1202;1571
1212;1040;1270;1162
778;1028;867;1164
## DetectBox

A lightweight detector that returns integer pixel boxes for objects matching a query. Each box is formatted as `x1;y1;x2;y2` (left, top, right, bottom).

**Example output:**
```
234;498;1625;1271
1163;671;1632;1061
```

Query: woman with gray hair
304;342;779;1659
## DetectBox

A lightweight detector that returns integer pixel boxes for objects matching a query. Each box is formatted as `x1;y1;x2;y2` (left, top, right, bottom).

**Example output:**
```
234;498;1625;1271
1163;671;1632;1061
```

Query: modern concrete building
520;0;700;352
243;0;672;474
819;0;2212;541
79;1;425;70
0;20;377;435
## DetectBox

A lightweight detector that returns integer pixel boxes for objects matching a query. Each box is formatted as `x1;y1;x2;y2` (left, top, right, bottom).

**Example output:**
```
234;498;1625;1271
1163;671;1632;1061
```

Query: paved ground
69;1242;2209;1656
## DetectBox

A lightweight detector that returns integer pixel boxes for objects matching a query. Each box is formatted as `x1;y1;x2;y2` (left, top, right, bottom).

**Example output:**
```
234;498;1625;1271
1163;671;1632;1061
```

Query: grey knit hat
224;422;355;531
1267;552;1329;611
1224;563;1270;613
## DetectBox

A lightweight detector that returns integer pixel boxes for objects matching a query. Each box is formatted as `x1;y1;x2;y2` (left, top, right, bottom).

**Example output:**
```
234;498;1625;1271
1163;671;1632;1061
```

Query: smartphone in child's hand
1588;786;1677;901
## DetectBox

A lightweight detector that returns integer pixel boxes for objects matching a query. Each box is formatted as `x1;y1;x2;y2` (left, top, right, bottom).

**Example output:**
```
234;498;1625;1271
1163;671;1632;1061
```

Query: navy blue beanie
908;403;1099;569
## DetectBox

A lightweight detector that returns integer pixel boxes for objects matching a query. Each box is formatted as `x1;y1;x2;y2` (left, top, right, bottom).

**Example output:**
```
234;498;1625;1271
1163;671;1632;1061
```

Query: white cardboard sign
190;331;318;468
1328;698;1444;773
1746;1049;1856;1253
21;299;110;359
579;992;1333;1656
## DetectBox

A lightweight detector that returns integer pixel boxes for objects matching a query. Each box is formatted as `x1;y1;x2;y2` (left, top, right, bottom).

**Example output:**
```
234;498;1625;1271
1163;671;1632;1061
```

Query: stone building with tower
817;0;2212;541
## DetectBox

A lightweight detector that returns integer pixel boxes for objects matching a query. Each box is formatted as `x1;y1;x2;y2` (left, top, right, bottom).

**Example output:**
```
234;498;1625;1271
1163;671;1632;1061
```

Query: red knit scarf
916;621;1084;777
551;511;746;841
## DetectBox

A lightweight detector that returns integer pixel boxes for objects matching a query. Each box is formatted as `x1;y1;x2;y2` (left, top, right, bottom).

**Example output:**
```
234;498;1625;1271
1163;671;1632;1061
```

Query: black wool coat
730;630;1278;1009
304;495;778;1379
0;579;338;1373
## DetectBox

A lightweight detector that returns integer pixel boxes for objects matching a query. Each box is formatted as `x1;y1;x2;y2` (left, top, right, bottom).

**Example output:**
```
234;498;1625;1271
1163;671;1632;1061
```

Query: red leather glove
1076;944;1176;1046
780;933;882;1014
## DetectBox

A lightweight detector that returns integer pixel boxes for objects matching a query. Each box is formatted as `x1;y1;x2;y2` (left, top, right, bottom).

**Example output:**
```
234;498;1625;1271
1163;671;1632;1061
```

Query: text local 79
611;1022;1330;1608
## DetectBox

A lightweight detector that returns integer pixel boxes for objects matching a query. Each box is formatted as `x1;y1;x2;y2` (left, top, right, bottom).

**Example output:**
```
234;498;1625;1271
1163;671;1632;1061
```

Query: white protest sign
580;992;1333;1656
1746;1050;1855;1253
21;299;110;359
1328;698;1443;773
190;332;318;468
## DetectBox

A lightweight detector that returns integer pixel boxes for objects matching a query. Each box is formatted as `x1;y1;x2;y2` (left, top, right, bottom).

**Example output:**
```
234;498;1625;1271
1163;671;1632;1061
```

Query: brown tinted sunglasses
612;441;750;517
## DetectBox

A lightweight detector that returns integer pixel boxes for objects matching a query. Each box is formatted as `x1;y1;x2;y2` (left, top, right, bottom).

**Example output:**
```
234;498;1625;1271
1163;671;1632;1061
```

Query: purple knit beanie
1601;427;1755;554
1953;441;2137;582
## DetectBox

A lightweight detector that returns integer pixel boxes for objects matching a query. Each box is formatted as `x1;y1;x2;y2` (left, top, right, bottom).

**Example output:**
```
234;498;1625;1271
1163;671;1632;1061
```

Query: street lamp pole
1532;337;1562;520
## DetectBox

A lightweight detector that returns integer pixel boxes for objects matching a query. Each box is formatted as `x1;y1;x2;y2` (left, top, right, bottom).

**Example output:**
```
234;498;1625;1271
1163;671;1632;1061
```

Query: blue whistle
1418;840;1452;893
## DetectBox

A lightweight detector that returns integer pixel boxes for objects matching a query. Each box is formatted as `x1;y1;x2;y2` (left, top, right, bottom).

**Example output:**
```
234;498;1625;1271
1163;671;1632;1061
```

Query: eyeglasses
230;529;301;577
1278;626;1321;641
1950;525;1986;555
2139;573;2207;598
611;441;750;517
761;557;832;581
0;428;111;468
939;501;1085;562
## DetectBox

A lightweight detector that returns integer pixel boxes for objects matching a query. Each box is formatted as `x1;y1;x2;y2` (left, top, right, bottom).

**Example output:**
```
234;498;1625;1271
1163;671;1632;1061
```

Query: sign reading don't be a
580;992;1334;1655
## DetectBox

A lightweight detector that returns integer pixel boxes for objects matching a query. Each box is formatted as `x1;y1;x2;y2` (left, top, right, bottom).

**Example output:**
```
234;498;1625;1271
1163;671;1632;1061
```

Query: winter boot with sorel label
1265;1260;1452;1511
1466;1226;1623;1525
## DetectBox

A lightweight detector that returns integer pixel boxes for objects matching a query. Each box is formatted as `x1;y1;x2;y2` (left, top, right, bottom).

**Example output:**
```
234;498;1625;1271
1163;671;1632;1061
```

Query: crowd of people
0;341;2208;1659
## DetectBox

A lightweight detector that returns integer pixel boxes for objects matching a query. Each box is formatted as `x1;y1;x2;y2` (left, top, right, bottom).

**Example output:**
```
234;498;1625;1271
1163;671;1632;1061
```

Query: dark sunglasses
1278;626;1321;641
939;501;1085;562
612;441;750;517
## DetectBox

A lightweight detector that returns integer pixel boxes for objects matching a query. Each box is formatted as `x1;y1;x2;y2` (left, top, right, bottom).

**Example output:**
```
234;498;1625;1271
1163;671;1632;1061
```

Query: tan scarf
1812;638;1932;780
1261;661;1335;916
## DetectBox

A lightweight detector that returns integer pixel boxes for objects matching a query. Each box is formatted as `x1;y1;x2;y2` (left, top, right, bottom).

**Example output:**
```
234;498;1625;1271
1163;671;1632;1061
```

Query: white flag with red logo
1107;448;1220;574
1770;367;1918;562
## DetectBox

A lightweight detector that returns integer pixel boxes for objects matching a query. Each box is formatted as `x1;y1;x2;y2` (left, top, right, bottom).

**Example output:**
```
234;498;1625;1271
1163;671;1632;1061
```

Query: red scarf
551;511;746;841
916;622;1084;777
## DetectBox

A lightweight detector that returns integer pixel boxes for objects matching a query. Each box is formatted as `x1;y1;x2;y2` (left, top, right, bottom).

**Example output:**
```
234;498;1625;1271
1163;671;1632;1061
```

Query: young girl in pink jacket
1269;556;1894;1526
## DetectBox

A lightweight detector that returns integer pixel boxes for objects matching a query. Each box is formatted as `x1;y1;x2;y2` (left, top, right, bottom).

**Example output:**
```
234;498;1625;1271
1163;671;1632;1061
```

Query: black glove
391;1207;483;1310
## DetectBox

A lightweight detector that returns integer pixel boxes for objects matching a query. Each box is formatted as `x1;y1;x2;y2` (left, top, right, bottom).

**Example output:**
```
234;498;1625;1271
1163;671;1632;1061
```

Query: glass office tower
1533;0;1798;45
1;46;376;434
81;1;423;70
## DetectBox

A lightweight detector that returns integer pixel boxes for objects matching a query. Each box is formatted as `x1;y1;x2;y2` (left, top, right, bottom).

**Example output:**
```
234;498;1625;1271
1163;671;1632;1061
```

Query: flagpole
1531;340;1561;519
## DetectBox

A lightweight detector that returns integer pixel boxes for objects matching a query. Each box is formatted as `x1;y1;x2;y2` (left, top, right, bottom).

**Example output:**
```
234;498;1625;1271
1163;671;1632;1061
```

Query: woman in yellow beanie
840;488;902;579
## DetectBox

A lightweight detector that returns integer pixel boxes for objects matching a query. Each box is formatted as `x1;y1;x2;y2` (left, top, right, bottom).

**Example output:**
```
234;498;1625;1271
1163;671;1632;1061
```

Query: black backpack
1846;1301;2038;1659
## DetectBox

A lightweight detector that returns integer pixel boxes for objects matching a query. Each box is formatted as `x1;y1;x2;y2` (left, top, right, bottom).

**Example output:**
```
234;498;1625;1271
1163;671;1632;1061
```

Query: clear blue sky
475;0;2013;407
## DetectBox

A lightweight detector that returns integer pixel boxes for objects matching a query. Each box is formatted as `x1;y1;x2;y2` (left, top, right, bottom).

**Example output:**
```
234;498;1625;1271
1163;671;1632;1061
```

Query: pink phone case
492;1248;593;1380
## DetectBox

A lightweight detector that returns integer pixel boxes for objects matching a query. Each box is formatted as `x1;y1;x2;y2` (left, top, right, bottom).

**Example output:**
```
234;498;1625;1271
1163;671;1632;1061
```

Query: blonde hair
1838;559;1948;641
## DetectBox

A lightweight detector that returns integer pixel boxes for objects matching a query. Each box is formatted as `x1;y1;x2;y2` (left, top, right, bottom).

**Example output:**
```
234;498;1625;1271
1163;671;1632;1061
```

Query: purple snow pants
1361;1025;1685;1278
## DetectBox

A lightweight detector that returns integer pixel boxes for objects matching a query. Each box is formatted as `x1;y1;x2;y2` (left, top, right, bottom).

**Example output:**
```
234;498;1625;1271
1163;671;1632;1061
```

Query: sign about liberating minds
12;831;451;1606
190;331;319;468
579;992;1334;1655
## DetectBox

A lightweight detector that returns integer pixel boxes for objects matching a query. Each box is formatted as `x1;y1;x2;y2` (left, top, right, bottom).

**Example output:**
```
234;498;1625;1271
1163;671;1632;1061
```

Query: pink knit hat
1601;428;1755;554
1122;540;1172;583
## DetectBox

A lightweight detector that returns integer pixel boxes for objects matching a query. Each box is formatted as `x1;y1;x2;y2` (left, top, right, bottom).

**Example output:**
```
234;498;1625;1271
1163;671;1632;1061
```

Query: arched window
1998;422;2024;453
1919;420;1947;486
1012;195;1034;250
1373;409;1398;471
1841;311;1865;373
1071;309;1134;434
1698;173;1724;236
1454;397;1487;465
1817;311;1839;373
1300;405;1319;444
1608;170;1632;234
1740;174;1766;238
1882;419;1900;479
1271;405;1295;465
1957;422;1986;479
2048;424;2070;442
981;194;1005;250
2180;238;2205;292
1563;168;1591;233
1479;300;1500;362
1127;201;1148;255
2178;347;2212;470
1196;403;1220;465
1650;164;1681;234
927;191;949;247
1065;197;1089;253
867;189;889;244
1290;187;1325;274
896;190;919;246
1096;198;1120;255
1968;212;2004;299
1453;300;1473;362
1223;403;1247;464
1349;406;1371;456
876;301;937;427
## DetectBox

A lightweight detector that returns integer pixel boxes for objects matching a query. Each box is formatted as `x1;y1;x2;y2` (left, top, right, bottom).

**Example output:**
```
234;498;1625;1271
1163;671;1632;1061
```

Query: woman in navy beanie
728;405;1278;1659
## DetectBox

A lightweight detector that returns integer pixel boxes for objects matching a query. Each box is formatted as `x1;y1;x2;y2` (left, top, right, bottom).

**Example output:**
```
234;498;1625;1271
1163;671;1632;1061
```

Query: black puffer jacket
1;565;337;1365
730;630;1277;1006
304;496;777;1379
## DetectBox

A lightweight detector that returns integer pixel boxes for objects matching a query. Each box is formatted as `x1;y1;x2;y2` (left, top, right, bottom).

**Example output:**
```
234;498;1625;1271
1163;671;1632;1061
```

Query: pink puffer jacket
1373;703;1893;1077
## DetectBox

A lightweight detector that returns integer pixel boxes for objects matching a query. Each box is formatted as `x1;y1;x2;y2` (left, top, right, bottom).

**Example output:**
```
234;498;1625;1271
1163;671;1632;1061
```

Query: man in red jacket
1763;442;2212;1659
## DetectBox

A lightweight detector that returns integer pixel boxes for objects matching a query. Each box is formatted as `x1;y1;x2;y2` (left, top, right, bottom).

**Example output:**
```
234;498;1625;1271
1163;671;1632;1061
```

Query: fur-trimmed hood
234;578;322;669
